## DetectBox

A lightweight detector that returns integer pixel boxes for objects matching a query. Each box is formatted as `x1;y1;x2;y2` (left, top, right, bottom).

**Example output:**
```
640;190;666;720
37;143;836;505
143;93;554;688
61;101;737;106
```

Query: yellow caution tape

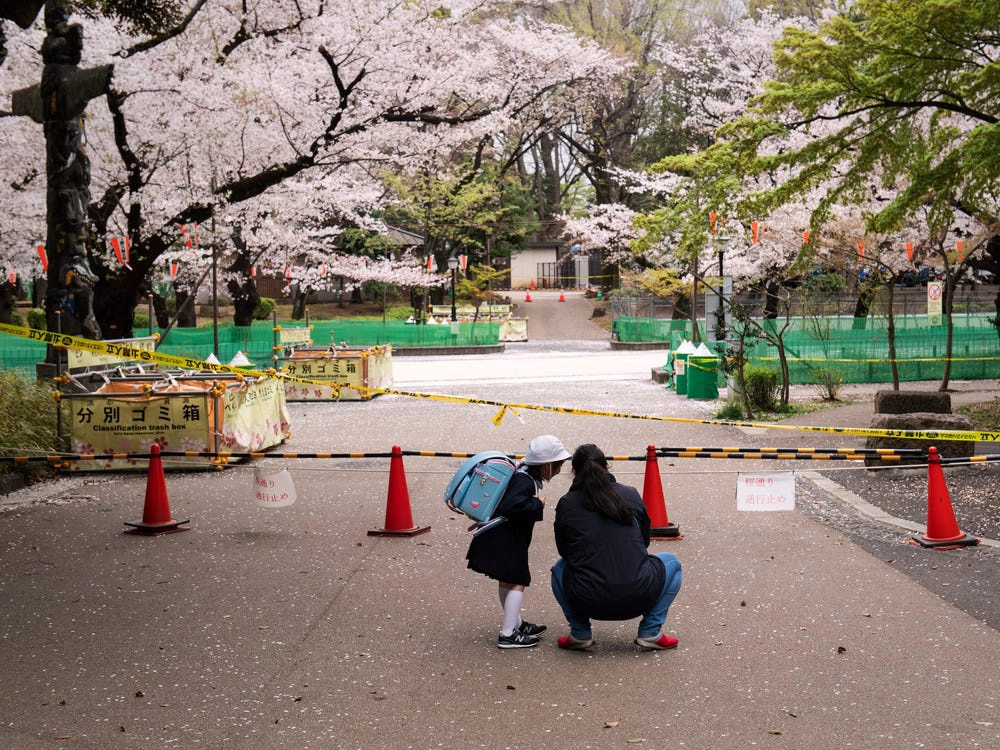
2;322;997;443
0;322;344;396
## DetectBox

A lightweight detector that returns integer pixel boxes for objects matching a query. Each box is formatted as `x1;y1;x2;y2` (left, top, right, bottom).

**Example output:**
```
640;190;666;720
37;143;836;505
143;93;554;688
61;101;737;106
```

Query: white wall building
509;242;561;289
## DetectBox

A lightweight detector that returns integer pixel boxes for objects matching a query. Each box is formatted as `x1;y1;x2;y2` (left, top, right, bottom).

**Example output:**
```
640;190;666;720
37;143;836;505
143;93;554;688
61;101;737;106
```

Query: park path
508;288;609;342
0;288;997;749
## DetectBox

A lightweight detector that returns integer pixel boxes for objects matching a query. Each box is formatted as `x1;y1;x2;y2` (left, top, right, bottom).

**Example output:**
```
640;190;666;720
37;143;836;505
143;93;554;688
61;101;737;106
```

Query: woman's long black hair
571;444;634;525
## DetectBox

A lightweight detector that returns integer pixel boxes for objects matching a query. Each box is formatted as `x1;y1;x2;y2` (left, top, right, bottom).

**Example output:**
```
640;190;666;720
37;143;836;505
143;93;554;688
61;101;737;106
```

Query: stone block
865;412;975;463
873;390;951;415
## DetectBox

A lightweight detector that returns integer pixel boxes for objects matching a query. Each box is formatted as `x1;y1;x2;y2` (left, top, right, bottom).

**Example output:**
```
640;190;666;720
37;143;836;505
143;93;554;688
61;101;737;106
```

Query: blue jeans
550;553;682;640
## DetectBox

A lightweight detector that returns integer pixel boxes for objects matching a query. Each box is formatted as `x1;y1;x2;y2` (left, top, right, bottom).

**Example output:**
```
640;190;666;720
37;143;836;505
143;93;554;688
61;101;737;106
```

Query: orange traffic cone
124;444;189;535
558;290;565;302
524;290;532;302
641;445;680;539
368;446;431;537
910;446;978;549
529;279;535;290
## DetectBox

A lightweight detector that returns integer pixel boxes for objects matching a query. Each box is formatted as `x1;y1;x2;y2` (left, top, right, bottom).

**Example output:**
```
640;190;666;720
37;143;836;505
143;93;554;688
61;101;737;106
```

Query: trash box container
673;340;696;395
686;356;719;399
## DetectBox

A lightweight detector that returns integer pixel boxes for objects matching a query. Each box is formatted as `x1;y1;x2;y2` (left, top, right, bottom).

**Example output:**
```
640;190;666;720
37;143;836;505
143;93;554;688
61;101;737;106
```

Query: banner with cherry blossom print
278;346;392;401
220;378;290;452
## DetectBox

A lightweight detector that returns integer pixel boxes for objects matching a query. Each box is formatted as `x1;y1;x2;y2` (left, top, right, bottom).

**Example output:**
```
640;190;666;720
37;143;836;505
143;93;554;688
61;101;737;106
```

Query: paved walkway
1;290;997;749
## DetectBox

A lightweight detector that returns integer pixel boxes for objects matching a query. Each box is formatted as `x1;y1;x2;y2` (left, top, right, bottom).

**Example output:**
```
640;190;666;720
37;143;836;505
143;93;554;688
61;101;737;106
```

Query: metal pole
450;267;457;322
212;234;219;355
55;310;63;450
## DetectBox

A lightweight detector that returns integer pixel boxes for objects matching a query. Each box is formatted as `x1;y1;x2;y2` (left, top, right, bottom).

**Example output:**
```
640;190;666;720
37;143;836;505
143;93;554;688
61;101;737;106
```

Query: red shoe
557;635;595;650
634;634;678;651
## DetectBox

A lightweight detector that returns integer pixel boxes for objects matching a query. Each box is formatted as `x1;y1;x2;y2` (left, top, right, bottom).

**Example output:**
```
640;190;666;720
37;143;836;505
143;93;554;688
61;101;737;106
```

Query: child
466;434;570;648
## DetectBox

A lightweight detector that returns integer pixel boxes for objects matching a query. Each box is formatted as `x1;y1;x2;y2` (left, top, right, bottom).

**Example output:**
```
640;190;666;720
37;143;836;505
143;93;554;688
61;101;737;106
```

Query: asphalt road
1;288;997;749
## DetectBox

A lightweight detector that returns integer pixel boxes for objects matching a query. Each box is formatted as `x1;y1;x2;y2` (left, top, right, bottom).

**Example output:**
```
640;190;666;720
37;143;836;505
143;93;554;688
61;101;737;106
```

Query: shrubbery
715;400;745;420
253;297;277;320
811;367;844;401
27;308;46;330
743;365;780;412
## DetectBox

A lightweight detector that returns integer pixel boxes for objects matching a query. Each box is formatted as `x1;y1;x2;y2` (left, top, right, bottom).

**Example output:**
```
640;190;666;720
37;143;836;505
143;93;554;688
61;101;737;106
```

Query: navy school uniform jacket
553;474;666;620
466;470;544;586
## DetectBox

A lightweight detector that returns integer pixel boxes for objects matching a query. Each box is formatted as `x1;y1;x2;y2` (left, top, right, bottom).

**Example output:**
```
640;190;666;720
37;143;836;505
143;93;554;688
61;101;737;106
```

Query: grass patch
956;398;1000;430
0;371;59;485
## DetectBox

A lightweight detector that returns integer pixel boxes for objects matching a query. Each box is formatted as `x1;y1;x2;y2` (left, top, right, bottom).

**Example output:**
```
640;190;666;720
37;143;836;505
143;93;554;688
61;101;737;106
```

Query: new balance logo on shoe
497;631;540;649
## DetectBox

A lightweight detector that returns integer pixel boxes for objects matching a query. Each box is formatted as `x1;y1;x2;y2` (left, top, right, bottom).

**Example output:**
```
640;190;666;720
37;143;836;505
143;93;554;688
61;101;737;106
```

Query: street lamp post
447;256;459;322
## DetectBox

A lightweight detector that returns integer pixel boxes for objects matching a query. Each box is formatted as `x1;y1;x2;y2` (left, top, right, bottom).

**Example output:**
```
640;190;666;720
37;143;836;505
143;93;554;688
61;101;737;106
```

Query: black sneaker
517;620;547;637
497;631;540;649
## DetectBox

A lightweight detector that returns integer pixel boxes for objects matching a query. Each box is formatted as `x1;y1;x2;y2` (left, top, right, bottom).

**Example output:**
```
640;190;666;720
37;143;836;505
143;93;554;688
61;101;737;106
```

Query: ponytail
570;444;634;525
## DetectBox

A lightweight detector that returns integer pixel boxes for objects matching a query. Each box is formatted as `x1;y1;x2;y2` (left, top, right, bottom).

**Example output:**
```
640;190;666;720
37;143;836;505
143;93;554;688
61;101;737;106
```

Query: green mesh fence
0;337;48;377
0;319;501;377
613;317;690;343
617;314;1000;385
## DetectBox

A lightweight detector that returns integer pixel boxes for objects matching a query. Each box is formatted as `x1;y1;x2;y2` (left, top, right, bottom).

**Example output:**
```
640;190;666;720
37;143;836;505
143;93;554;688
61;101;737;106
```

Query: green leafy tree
382;166;532;279
727;0;1000;321
455;264;509;322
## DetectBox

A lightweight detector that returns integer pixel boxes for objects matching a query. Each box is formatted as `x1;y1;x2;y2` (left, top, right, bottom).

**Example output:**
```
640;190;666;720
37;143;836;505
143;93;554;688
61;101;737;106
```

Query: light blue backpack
443;451;520;523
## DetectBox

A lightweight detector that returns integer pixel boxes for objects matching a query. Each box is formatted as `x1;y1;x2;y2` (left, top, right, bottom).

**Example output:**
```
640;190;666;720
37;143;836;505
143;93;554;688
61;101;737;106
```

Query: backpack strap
470;515;508;536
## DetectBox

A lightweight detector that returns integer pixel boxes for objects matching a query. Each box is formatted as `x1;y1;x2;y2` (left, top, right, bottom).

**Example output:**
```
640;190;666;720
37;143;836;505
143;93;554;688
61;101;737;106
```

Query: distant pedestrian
466;434;571;649
551;443;682;651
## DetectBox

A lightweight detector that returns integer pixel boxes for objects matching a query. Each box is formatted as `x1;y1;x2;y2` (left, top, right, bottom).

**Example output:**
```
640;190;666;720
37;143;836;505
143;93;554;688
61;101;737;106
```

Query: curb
611;340;670;351
392;344;505;356
0;473;27;496
799;470;1000;549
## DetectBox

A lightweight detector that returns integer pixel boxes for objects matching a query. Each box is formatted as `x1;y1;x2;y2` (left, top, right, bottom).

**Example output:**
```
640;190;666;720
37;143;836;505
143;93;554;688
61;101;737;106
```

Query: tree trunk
229;280;259;326
32;276;46;308
671;292;691;321
291;285;309;320
777;342;790;406
410;289;426;322
940;274;956;391
225;227;259;326
0;280;17;323
173;286;198;328
852;278;877;330
92;265;141;339
993;285;1000;341
762;280;780;320
886;283;900;390
152;292;170;328
534;132;563;235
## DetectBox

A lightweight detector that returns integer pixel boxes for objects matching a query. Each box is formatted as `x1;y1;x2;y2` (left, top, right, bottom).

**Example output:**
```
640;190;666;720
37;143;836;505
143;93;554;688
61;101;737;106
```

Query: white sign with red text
736;472;795;511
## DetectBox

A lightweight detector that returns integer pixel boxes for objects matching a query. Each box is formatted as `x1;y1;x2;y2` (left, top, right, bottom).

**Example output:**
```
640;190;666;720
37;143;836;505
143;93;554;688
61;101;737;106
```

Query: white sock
500;589;524;636
499;586;524;627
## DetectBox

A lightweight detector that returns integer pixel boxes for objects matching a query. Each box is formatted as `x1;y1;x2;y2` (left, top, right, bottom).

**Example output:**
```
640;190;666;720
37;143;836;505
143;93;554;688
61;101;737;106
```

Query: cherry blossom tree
0;0;623;336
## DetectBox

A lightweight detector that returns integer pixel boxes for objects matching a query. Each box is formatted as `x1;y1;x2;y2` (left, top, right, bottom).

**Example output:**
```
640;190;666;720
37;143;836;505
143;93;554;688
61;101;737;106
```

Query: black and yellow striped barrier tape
0;446;941;465
2;322;998;443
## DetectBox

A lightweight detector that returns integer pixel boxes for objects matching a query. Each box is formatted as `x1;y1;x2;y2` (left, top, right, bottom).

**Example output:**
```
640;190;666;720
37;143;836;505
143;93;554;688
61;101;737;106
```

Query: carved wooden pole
11;1;112;344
